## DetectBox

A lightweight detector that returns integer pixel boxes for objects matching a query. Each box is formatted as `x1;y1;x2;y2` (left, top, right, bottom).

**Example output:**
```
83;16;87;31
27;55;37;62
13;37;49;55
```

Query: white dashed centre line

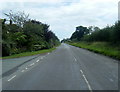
80;70;92;92
74;58;77;61
74;57;77;61
8;75;16;82
109;78;114;82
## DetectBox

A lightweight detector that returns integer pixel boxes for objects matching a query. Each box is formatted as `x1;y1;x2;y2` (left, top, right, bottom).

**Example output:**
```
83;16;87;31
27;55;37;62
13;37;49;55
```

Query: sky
0;0;119;40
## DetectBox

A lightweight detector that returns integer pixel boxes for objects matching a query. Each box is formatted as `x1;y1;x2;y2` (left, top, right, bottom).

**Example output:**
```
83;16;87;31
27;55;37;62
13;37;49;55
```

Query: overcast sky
0;0;119;40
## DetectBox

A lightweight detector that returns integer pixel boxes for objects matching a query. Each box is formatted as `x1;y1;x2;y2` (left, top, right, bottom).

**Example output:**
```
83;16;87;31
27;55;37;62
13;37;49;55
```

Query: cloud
1;0;119;40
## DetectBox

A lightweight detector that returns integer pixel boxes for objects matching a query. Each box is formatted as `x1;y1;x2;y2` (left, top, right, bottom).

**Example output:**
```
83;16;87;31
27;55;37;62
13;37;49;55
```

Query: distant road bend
2;43;118;90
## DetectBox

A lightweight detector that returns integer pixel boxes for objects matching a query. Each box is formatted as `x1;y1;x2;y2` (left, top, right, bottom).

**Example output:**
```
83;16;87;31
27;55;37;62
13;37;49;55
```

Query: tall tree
70;26;89;41
4;11;29;27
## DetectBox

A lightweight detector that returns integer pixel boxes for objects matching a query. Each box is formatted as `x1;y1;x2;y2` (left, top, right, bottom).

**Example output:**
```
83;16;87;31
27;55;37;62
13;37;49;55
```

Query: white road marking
21;70;25;72
32;63;35;65
29;63;35;66
36;60;39;62
109;78;114;82
74;58;77;62
80;70;92;92
80;70;83;73
47;53;50;55
8;75;16;81
25;67;28;70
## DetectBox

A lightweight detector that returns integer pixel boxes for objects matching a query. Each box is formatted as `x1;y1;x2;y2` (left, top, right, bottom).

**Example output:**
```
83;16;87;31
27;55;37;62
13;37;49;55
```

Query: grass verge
1;48;56;59
68;42;120;60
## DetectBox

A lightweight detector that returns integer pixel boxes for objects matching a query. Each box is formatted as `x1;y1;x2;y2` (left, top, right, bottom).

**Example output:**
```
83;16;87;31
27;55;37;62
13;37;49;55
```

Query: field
2;48;56;59
69;42;120;60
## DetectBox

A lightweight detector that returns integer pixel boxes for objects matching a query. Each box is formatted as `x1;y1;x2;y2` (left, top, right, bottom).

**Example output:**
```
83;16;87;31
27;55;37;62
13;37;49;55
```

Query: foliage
82;22;120;44
2;11;60;57
68;21;120;45
66;21;120;60
2;48;56;59
70;26;89;41
69;42;120;60
4;11;29;27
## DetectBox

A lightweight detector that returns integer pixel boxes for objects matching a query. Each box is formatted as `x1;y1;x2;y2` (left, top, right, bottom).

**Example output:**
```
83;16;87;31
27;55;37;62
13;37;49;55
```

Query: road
2;43;118;90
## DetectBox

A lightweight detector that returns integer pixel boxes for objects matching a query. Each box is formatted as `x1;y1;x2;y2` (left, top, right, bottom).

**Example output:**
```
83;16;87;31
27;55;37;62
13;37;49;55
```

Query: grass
68;42;120;60
1;48;56;59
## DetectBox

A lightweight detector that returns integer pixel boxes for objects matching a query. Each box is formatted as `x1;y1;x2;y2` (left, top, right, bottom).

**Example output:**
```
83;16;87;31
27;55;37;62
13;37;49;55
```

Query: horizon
0;0;119;40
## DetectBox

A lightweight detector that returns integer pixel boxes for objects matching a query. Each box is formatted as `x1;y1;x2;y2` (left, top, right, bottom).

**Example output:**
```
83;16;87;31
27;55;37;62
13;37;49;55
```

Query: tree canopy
2;11;60;56
70;26;89;41
64;21;120;45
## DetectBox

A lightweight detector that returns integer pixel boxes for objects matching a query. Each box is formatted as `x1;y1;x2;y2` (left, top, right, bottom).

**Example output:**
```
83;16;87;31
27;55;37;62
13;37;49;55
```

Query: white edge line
21;70;25;72
25;67;28;70
29;64;32;66
30;63;34;66
8;75;16;81
36;60;39;62
80;70;92;92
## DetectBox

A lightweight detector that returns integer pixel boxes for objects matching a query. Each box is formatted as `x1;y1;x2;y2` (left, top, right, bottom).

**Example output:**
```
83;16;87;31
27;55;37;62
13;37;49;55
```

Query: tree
75;21;120;44
111;21;120;43
70;26;89;41
4;10;29;27
2;11;60;57
2;19;6;25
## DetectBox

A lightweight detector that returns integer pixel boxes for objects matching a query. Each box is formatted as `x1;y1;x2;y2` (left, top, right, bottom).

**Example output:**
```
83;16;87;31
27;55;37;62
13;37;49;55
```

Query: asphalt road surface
2;43;118;90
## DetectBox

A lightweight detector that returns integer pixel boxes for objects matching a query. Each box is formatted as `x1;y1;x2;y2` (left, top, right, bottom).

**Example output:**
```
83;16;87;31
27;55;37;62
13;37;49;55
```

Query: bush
2;43;11;56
